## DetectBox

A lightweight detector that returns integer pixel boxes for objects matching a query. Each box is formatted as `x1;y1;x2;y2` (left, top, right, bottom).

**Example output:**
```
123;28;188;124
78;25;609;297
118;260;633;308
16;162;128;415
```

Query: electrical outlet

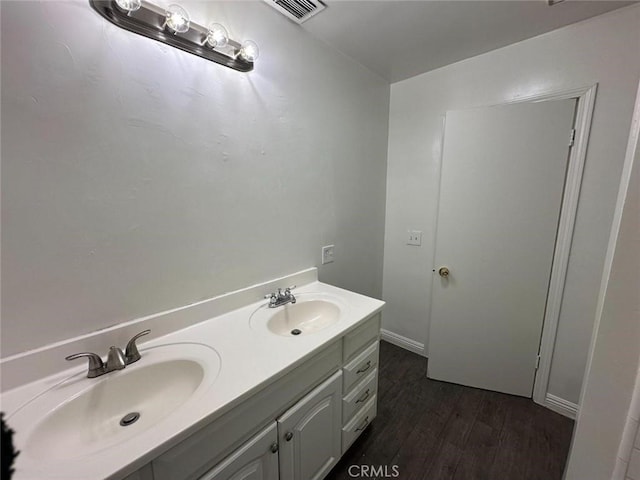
322;245;335;264
407;230;422;246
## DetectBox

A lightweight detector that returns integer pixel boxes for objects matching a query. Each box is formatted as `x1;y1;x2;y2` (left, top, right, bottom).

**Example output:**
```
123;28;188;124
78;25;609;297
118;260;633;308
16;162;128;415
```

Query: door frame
522;85;597;416
429;84;597;417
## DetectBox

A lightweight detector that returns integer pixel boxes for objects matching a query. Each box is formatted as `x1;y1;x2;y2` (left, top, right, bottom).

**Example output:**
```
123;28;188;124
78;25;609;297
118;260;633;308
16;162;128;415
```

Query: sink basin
267;300;340;335
9;342;220;462
250;293;347;336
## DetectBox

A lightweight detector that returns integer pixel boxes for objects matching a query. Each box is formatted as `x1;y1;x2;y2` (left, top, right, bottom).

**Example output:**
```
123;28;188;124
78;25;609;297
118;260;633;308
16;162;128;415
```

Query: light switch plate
407;230;422;246
322;245;335;264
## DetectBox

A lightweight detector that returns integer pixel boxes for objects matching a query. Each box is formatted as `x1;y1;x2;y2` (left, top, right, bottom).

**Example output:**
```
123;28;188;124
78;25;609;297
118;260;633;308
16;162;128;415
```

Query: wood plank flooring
327;341;574;480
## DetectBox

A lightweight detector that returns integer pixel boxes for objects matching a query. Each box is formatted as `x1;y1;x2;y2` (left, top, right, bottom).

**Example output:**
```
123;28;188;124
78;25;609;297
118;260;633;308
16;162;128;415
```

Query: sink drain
120;412;140;427
291;329;301;336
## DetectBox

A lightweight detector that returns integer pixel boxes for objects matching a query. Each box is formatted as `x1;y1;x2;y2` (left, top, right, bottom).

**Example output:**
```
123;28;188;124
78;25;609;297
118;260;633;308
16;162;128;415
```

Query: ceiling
298;0;635;83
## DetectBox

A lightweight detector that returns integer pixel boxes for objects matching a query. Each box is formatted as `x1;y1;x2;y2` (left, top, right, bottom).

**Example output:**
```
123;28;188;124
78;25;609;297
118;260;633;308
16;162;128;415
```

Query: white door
277;371;342;480
427;99;576;397
199;423;279;480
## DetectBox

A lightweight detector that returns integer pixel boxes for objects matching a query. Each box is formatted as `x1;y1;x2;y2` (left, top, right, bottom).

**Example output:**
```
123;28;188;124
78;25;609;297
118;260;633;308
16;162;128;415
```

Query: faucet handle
285;285;297;304
125;329;151;365
264;292;277;307
107;346;126;370
65;352;104;378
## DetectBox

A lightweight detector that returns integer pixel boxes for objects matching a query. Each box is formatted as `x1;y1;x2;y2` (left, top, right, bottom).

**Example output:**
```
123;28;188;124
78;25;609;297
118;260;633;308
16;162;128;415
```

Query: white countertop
2;281;384;480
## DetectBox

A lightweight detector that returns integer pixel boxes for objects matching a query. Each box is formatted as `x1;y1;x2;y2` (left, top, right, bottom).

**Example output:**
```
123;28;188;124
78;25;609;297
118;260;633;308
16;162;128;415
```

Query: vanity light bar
89;0;259;72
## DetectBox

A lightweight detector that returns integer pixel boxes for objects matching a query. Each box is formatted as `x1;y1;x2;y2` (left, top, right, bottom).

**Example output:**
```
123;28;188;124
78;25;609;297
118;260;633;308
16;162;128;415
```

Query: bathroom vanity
0;269;384;480
144;313;380;480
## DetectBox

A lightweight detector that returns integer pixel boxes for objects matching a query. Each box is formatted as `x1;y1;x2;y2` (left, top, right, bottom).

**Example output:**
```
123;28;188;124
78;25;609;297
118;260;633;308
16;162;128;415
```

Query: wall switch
322;245;335;264
407;230;422;246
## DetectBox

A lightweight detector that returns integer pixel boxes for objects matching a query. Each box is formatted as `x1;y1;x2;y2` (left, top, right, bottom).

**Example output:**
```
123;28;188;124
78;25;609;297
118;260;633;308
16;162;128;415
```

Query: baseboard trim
545;393;578;419
380;329;426;356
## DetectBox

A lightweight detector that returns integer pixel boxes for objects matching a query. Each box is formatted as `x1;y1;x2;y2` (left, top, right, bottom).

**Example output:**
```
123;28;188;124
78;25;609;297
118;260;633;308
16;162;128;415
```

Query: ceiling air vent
263;0;326;24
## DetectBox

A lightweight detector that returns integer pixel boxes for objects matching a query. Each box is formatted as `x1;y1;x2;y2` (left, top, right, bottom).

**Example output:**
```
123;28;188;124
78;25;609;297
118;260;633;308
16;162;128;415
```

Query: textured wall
565;84;639;479
0;1;390;357
382;5;640;404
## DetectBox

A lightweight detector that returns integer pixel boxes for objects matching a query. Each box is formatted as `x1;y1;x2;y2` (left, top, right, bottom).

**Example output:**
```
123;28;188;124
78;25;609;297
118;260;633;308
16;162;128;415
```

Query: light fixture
115;0;140;13
205;23;228;49
164;4;190;34
89;0;258;72
239;40;260;63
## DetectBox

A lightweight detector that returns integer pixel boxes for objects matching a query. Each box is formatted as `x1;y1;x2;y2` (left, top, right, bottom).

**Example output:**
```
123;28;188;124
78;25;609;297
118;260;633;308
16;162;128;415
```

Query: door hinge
568;128;576;147
535;354;541;370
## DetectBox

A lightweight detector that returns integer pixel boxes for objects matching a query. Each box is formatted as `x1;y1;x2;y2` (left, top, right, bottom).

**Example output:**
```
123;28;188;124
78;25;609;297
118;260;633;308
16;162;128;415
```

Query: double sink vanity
1;268;385;480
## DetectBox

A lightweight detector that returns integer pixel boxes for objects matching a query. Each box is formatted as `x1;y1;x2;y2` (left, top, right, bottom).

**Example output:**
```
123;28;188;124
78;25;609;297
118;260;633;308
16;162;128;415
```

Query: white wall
564;79;639;480
0;1;390;357
382;5;640;404
622;368;640;480
626;421;640;480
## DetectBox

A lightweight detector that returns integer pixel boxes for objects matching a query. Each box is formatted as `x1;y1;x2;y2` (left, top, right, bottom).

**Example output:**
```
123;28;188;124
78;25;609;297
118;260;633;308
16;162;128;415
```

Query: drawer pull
355;389;370;404
355;416;370;432
356;361;372;374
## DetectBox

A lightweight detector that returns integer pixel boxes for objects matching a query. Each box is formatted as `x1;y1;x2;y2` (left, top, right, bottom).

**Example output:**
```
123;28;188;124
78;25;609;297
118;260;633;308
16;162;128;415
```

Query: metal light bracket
89;0;254;72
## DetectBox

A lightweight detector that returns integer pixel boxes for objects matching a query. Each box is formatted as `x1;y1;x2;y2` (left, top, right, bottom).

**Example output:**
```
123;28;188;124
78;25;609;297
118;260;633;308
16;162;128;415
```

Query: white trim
529;84;598;408
546;393;579;419
381;329;426;356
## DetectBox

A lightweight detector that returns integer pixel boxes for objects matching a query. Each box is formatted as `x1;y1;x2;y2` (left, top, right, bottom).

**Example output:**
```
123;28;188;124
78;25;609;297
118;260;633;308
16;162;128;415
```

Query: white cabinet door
122;464;154;480
199;423;279;480
277;371;342;480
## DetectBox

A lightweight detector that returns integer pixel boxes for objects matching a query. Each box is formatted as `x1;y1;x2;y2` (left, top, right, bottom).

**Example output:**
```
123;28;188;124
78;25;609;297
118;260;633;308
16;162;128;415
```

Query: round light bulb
239;40;259;63
115;0;141;12
205;23;229;49
165;4;190;34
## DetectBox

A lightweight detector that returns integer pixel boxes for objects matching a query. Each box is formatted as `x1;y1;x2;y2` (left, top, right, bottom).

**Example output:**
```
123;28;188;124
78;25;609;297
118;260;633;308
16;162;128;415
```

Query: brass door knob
438;267;450;277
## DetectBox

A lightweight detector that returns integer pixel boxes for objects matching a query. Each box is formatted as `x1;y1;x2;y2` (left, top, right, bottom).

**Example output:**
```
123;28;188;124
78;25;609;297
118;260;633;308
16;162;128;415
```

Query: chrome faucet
65;330;150;378
264;285;297;308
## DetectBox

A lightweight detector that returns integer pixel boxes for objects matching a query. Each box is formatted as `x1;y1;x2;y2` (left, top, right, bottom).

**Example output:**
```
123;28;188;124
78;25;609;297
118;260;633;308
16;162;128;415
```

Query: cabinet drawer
343;341;378;394
342;368;377;425
341;395;377;454
343;314;381;363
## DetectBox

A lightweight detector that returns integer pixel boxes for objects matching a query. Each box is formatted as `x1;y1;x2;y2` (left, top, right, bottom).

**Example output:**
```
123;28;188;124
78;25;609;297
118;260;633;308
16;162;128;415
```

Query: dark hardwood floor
327;341;575;480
